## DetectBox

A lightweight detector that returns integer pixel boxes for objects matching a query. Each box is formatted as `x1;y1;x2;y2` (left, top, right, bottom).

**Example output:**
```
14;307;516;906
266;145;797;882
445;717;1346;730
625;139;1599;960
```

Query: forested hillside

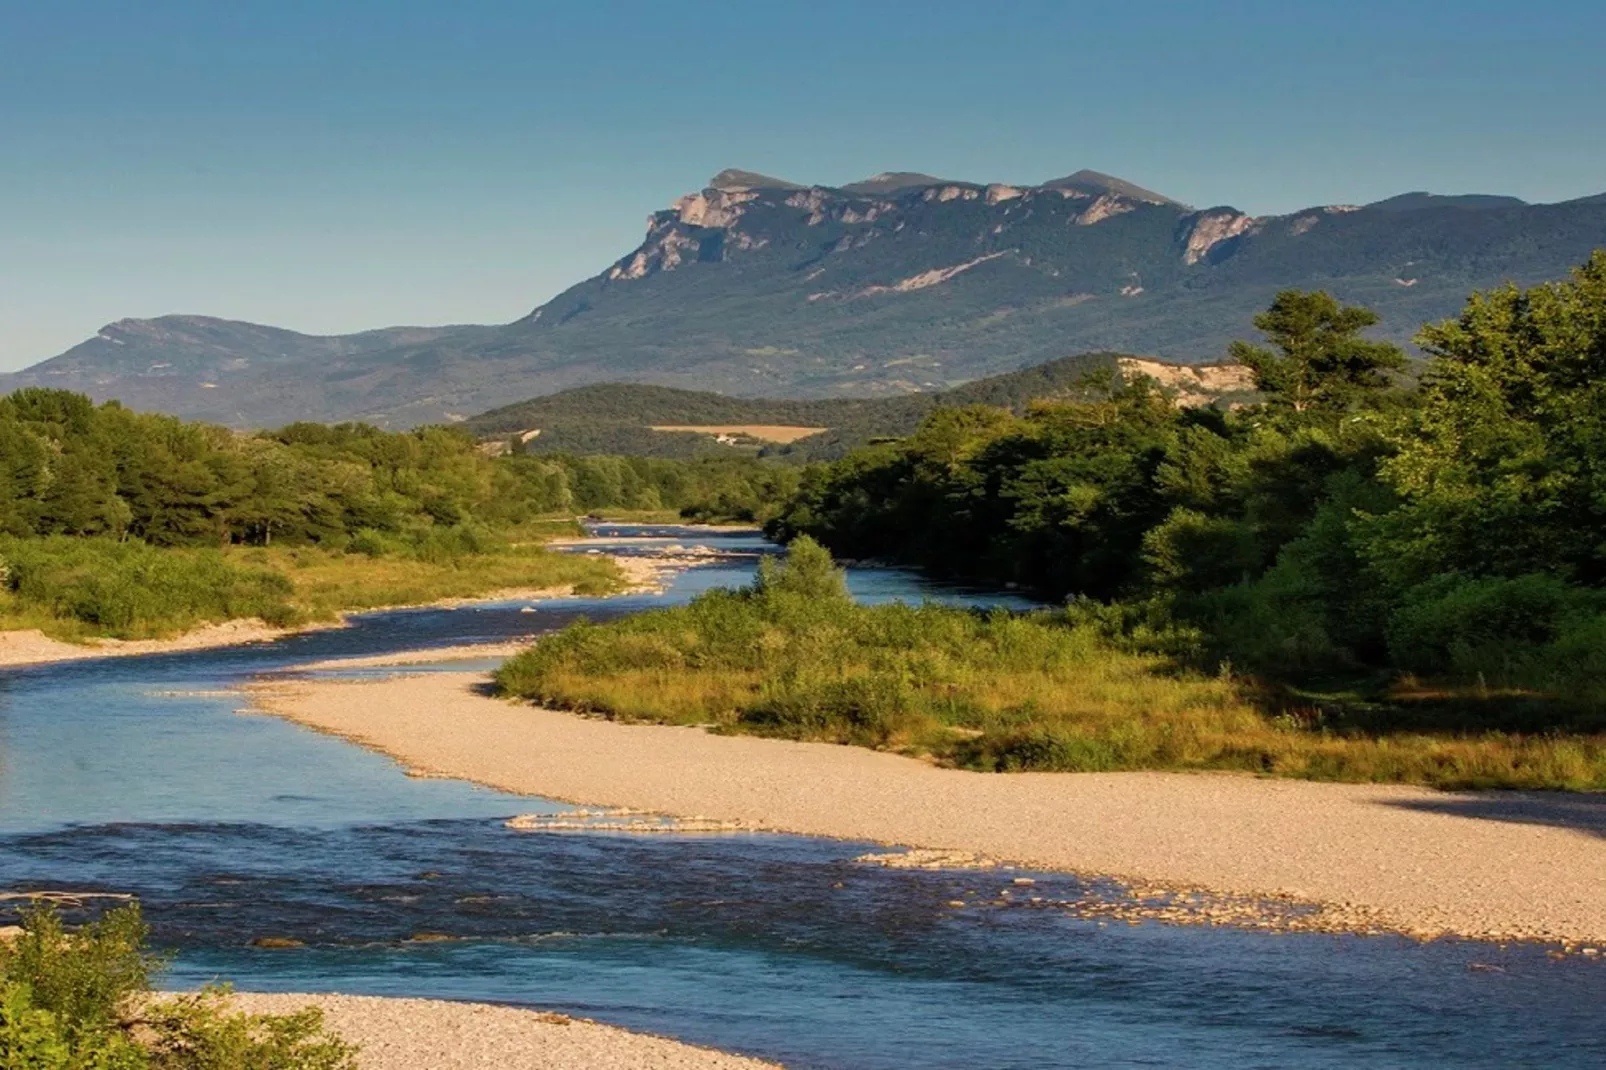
771;253;1606;717
463;352;1252;460
0;392;793;639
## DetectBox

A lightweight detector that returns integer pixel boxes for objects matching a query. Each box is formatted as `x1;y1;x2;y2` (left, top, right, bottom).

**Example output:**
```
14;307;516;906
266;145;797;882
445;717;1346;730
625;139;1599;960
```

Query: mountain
2;316;498;427
1040;169;1185;206
841;172;955;195
8;170;1606;428
1364;192;1528;212
463;353;1255;460
708;168;804;191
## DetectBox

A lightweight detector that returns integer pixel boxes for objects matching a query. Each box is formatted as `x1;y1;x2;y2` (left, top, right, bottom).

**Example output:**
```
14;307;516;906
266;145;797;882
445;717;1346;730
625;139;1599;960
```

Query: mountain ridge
7;171;1605;428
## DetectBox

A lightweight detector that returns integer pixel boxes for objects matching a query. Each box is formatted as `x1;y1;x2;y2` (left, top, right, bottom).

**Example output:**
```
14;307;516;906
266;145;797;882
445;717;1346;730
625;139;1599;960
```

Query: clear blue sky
2;0;1603;370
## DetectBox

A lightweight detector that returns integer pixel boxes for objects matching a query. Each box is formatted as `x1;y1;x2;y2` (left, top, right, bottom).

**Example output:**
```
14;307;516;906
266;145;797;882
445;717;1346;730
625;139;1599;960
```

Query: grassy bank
495;539;1606;791
230;541;620;619
0;531;621;644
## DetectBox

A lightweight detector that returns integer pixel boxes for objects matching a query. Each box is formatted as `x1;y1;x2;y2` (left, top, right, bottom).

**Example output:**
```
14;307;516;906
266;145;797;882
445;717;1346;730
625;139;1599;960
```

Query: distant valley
6;168;1604;427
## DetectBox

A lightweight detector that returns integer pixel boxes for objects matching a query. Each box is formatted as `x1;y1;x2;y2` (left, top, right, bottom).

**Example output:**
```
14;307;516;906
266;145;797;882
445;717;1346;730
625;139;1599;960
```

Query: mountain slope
2;316;497;427
10;170;1606;428
463;352;1254;460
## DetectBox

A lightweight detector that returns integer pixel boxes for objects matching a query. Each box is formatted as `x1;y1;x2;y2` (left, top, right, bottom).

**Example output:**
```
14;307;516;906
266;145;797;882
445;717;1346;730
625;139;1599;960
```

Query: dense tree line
0;394;796;551
771;252;1606;704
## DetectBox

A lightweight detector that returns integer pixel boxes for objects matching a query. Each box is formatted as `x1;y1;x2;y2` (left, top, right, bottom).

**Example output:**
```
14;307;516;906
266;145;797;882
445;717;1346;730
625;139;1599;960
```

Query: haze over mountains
8;168;1605;428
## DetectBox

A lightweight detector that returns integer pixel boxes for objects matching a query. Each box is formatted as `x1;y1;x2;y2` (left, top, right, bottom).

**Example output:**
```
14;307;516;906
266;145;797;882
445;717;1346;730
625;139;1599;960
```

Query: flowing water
1;527;1601;1068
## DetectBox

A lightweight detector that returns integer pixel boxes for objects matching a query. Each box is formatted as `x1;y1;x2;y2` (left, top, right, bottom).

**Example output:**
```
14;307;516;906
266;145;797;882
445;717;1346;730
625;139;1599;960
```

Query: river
2;526;1601;1069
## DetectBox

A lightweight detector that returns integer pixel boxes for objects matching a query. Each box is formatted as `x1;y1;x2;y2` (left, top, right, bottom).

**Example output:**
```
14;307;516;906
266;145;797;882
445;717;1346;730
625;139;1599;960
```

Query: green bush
751;536;848;602
0;903;355;1070
1388;574;1606;692
0;537;301;637
344;528;398;558
0;981;147;1069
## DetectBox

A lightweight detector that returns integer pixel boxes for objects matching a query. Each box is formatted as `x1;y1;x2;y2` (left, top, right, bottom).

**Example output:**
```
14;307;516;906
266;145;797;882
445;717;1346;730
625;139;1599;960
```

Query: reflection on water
1;527;1602;1069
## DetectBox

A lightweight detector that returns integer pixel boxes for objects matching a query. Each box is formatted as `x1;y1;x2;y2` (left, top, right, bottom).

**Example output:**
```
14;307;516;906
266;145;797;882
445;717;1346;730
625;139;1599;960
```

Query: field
648;424;829;443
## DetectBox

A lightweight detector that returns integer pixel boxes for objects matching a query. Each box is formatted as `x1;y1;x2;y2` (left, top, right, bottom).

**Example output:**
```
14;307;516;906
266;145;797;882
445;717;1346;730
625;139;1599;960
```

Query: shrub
0;903;356;1070
1387;574;1602;681
0;537;301;638
752;536;848;602
344;528;396;558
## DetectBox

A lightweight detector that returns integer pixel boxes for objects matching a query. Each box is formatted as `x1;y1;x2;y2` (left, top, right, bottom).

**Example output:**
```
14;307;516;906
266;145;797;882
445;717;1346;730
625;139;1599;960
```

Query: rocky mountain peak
841;172;953;195
707;169;804;191
1041;169;1184;207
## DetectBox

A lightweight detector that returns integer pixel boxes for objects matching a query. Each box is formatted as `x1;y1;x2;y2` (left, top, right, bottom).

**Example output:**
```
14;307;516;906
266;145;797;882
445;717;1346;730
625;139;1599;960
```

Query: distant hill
0;316;498;428
1364;192;1529;213
1040;169;1185;206
9;168;1604;428
463;352;1255;460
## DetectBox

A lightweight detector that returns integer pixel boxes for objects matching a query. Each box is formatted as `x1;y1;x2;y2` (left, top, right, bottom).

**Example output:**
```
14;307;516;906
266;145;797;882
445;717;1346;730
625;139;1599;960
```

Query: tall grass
0;536;301;640
495;539;1606;790
232;541;621;619
0;530;623;643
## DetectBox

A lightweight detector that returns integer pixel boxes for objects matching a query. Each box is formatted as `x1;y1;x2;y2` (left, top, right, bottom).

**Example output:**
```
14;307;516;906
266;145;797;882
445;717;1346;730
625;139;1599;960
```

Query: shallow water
2;527;1602;1068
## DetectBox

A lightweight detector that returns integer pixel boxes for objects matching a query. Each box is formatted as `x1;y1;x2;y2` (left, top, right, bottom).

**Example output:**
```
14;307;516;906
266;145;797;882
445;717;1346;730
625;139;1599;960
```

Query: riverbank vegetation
772;255;1606;714
0;394;792;640
0;393;795;546
496;538;1606;789
0;902;355;1068
0;531;623;642
500;254;1606;790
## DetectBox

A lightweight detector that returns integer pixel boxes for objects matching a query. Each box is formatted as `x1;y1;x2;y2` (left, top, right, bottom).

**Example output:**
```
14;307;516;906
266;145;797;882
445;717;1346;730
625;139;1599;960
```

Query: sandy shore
222;993;780;1069
0;619;312;670
252;668;1606;945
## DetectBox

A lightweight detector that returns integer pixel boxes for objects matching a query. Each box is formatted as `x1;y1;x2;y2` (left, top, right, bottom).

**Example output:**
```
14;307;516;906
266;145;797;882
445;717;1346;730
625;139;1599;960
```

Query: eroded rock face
1119;358;1256;406
1182;211;1256;264
601;171;1235;288
607;222;704;280
923;184;981;203
1075;194;1135;226
672;188;758;228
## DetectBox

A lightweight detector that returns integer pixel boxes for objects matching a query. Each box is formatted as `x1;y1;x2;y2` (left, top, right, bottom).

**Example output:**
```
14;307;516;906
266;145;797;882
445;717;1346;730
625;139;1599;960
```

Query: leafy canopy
1229;290;1407;413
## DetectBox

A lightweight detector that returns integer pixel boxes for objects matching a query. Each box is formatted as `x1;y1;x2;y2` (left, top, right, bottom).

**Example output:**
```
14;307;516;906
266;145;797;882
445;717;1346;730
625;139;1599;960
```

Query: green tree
1363;251;1606;587
1230;290;1407;413
755;535;849;602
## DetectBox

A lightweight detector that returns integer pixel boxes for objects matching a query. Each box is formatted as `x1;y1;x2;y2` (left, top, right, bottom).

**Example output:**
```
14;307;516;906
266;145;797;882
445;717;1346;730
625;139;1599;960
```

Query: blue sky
1;0;1602;370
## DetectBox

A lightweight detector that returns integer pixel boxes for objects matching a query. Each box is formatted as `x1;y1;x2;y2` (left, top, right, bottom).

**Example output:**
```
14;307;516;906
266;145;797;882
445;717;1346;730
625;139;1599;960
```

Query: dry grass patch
649;425;829;444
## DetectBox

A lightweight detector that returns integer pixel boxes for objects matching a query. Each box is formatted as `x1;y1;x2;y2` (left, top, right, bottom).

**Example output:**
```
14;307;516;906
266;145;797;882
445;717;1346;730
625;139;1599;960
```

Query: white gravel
252;669;1606;944
225;992;782;1069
